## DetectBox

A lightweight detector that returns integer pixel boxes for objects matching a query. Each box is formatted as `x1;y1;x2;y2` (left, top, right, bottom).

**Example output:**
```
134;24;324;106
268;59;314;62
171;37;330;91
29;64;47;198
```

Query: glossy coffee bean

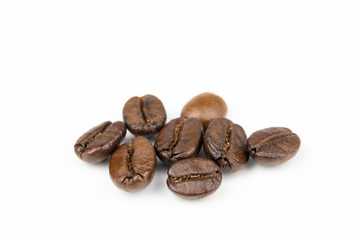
181;92;227;128
167;158;222;199
154;117;203;165
247;127;301;166
204;118;248;172
74;121;127;164
109;136;157;192
123;94;166;136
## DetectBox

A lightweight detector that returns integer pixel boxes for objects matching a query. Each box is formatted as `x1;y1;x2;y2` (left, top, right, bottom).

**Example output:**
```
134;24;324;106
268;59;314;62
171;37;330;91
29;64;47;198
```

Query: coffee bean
123;94;166;136
154;117;203;165
109;136;157;192
204;118;248;172
74;121;127;164
247;127;301;166
167;158;222;199
181;92;227;128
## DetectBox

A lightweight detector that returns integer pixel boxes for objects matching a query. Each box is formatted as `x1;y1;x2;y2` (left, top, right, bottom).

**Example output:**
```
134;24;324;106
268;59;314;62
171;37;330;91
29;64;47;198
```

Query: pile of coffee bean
74;92;301;199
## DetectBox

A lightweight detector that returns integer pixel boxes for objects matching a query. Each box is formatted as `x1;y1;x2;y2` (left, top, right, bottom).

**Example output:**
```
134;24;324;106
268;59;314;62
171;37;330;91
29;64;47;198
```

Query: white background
1;0;359;239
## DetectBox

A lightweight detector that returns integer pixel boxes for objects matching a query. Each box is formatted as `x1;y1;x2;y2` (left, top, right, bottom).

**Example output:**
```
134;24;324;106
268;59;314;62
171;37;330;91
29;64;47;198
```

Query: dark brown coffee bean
247;127;301;166
74;121;127;164
167;158;222;199
181;92;227;128
123;94;166;136
204;118;248;172
109;136;157;192
154;117;203;165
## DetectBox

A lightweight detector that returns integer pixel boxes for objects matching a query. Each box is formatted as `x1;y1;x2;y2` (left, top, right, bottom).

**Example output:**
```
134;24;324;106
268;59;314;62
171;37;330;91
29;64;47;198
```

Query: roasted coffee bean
154;117;203;165
181;92;227;129
247;127;301;166
109;136;157;192
167;158;222;199
204;118;248;172
74;121;127;164
123;94;166;136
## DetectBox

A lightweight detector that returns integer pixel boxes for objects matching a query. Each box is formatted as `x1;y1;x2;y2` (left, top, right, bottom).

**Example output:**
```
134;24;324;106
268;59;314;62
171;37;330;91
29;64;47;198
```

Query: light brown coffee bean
181;92;227;128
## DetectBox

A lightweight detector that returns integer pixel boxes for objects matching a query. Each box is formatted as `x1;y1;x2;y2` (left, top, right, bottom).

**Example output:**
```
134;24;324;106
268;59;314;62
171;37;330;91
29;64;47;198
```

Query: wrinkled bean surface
74;121;127;164
204;118;248;172
123;94;166;136
167;158;222;199
247;127;301;166
109;136;157;192
154;117;203;165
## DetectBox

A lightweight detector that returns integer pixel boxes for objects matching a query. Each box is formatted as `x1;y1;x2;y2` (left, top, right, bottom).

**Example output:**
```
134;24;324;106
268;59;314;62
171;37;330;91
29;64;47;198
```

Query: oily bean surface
123;94;166;136
204;118;248;172
109;136;157;192
247;127;301;166
181;92;227;129
74;121;127;164
167;158;222;200
154;117;203;165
